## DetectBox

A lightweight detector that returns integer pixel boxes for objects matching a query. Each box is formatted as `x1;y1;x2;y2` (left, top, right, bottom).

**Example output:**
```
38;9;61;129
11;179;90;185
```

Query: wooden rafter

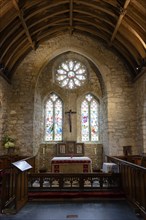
12;0;35;50
69;0;73;35
0;0;145;79
110;0;131;45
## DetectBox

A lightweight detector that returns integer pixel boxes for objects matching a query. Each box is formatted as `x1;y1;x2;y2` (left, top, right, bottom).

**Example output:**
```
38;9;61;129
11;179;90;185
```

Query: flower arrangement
2;134;15;149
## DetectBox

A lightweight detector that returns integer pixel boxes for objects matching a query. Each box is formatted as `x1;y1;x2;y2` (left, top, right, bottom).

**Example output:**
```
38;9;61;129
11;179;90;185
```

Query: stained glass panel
90;100;99;141
54;100;62;141
45;93;63;141
86;94;92;102
81;94;99;142
45;100;53;141
50;93;58;102
74;62;80;71
81;101;89;142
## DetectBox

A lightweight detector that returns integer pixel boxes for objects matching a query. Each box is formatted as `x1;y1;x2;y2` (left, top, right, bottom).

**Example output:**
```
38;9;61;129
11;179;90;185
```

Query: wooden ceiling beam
74;18;112;35
8;43;31;71
28;10;68;28
12;0;35;50
25;1;69;20
1;30;25;60
110;0;131;45
5;39;29;67
69;0;73;35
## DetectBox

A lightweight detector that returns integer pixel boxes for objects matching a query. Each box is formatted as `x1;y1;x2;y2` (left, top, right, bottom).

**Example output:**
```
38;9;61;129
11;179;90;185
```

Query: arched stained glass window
45;93;63;141
81;94;99;142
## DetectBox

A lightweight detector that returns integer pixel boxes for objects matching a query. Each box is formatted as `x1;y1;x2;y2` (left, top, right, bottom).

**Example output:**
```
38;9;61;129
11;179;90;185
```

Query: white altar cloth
102;162;119;173
51;156;92;173
51;156;91;162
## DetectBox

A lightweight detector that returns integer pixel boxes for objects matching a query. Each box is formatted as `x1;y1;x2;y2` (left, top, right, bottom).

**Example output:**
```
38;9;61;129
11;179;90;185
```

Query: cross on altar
65;109;76;132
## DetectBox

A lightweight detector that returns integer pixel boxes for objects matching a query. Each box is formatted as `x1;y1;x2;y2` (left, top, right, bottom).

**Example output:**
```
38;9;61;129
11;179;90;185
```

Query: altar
51;156;92;173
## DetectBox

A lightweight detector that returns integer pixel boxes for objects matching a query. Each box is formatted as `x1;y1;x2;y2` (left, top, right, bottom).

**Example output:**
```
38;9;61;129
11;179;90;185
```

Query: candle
94;148;97;155
43;147;45;155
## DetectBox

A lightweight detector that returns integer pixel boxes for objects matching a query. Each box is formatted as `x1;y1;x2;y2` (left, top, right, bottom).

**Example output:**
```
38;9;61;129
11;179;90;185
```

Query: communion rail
107;155;146;219
28;172;121;192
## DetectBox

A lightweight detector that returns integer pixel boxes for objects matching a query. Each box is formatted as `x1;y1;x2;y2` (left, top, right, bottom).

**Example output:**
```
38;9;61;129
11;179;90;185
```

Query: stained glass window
45;93;63;141
55;60;87;89
81;94;99;142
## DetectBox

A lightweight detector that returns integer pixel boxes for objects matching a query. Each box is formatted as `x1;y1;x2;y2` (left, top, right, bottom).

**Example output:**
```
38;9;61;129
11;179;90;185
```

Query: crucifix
65;109;76;132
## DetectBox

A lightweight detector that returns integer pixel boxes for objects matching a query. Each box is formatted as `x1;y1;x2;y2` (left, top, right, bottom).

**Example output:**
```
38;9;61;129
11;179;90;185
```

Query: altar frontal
51;156;92;173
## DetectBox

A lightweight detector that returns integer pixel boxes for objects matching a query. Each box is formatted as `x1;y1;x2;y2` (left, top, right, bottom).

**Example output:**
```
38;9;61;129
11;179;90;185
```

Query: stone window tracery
55;59;87;89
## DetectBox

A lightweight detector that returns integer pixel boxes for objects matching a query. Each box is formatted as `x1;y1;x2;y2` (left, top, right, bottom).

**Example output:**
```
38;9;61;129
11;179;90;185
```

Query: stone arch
10;33;133;156
35;48;107;97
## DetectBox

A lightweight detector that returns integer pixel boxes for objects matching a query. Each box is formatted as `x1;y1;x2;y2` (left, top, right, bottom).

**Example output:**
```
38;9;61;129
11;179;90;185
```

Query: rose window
55;60;87;89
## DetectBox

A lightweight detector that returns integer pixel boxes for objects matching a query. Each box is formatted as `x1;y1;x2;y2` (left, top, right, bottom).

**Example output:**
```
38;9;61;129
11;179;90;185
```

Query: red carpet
28;191;125;200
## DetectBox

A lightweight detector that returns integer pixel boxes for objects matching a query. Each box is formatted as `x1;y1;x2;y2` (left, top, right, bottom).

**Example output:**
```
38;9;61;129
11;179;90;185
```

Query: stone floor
0;200;144;220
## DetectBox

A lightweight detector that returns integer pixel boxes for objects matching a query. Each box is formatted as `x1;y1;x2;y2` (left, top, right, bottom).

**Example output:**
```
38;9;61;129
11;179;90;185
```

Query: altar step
28;190;125;201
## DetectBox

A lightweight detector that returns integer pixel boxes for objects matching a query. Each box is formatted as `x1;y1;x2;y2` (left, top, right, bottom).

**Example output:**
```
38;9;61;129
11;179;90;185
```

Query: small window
45;93;63;141
81;94;99;142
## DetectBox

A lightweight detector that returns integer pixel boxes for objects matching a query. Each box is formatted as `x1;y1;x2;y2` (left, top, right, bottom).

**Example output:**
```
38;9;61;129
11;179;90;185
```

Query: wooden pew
107;155;146;219
141;156;146;167
115;155;146;167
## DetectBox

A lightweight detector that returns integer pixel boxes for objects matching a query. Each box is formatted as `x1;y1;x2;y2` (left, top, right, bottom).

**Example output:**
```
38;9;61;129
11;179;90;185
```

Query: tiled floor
0;200;144;220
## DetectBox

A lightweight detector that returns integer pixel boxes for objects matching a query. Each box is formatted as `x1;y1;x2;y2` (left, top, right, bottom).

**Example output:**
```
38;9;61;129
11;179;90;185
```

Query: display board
12;160;32;171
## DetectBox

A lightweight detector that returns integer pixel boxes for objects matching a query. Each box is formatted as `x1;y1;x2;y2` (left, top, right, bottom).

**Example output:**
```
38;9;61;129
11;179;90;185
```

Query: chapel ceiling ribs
0;0;145;81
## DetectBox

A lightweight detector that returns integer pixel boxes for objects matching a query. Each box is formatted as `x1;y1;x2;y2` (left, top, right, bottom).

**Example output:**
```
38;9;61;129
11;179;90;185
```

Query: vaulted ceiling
0;0;146;81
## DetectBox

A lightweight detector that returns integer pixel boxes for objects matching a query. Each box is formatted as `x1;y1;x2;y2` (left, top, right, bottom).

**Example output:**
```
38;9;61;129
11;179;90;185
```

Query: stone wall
107;72;136;156
0;33;144;161
9;72;35;156
84;144;103;171
98;55;137;156
134;70;146;153
0;76;11;154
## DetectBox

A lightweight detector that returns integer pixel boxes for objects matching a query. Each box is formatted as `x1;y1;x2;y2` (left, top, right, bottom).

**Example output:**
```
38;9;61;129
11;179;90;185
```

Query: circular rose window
55;60;87;89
